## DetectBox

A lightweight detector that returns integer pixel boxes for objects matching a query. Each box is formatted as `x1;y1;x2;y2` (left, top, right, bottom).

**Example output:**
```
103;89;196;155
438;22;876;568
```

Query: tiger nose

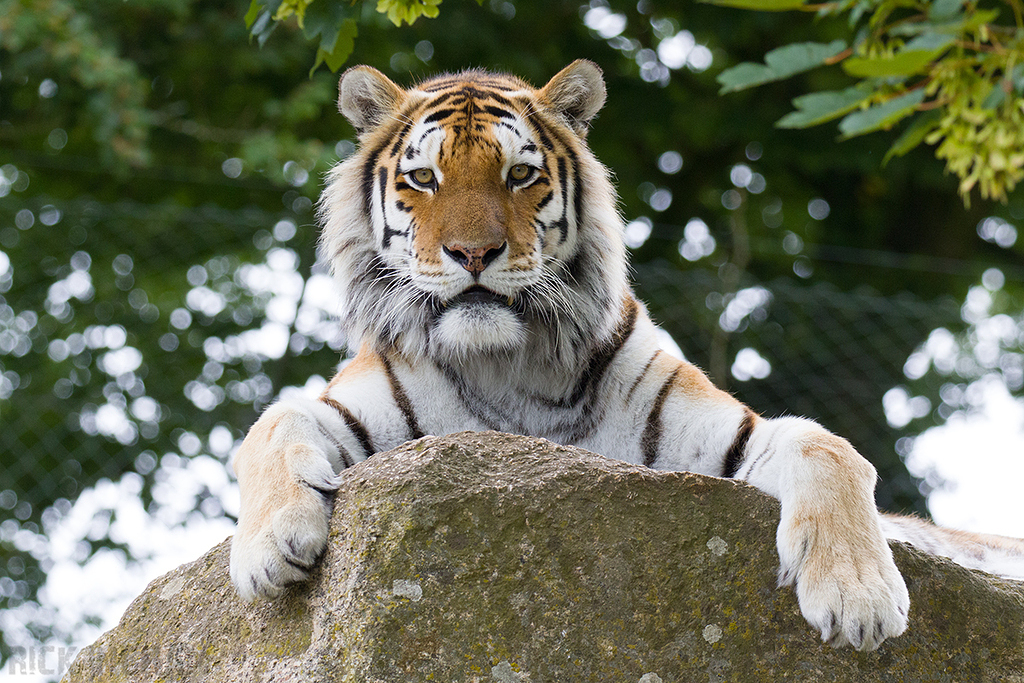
443;242;507;275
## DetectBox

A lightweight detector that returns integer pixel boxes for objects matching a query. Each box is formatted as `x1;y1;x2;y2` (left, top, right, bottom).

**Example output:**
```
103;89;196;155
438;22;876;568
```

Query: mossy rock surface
64;432;1024;682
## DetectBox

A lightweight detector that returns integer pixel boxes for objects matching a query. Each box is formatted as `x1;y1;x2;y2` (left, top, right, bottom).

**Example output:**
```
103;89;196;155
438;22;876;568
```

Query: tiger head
319;60;629;365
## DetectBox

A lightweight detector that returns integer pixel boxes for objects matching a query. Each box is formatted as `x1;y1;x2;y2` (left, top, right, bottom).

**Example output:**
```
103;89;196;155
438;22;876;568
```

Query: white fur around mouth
433;293;526;356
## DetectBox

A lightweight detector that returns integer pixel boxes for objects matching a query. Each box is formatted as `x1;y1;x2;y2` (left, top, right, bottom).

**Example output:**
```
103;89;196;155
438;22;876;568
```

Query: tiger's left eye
412;168;435;186
509;164;531;182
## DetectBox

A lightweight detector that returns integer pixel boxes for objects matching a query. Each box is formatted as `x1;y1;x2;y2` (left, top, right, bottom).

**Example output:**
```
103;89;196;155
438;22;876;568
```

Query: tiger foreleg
736;416;910;651
229;399;351;601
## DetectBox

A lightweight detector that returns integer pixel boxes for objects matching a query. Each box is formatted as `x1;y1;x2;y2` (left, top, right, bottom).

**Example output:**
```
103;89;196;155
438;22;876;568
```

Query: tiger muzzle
442;241;507;276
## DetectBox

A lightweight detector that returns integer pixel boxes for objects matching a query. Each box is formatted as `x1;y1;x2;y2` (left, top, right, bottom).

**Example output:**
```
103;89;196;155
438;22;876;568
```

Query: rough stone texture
64;432;1024;682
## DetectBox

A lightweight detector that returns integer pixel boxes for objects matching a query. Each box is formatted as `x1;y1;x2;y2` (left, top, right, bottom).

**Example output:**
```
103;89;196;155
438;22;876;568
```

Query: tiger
228;60;1024;651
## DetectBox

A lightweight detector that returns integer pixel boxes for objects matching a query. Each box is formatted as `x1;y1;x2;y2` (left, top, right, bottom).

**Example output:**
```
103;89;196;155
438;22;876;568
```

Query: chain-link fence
635;262;962;511
0;182;971;674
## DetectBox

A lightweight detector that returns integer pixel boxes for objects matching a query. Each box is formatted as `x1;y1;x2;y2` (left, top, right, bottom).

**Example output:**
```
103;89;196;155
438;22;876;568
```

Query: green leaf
244;0;264;30
983;82;1006;110
930;0;963;20
842;34;954;78
248;0;282;47
296;1;355;74
776;85;873;129
883;109;943;164
377;0;443;26
700;0;807;9
717;40;847;93
717;63;776;93
838;89;926;138
301;1;348;49
250;10;273;46
891;7;1000;37
310;18;358;75
904;33;957;52
1012;64;1024;94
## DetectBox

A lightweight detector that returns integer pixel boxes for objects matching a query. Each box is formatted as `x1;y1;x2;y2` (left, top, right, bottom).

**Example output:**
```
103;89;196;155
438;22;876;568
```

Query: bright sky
0;456;238;683
905;378;1024;538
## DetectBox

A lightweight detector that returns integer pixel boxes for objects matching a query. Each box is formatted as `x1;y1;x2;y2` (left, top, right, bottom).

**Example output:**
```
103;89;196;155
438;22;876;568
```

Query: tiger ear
539;60;607;136
338;66;406;134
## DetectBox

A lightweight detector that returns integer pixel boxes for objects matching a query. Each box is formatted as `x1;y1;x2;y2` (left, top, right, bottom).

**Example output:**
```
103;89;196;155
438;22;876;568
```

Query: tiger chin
228;59;1024;652
432;287;527;357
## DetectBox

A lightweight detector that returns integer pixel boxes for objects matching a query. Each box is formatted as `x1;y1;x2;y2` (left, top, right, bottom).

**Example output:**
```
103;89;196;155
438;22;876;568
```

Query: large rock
64;432;1024;682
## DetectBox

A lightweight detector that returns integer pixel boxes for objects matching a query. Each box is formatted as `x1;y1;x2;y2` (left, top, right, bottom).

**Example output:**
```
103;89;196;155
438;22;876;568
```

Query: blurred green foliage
0;0;1021;669
712;0;1024;204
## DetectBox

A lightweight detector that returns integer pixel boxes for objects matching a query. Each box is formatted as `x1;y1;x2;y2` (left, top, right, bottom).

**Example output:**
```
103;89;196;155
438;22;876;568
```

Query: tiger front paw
776;513;910;651
229;407;343;601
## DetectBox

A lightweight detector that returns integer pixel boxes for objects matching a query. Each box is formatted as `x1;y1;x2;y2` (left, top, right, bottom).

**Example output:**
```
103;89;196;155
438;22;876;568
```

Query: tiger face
320;61;629;363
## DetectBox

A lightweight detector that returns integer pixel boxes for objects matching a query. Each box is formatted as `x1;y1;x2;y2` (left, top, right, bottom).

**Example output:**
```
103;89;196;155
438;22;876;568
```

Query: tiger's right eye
411;168;435;187
510;164;530;181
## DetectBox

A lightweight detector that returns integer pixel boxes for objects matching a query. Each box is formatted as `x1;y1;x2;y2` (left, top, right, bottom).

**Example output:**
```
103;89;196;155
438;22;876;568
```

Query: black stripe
533;218;547;241
495;121;522;137
526;115;555;151
382;357;424;440
416;126;440;146
469;79;519;92
626;350;662;403
737;423;777;480
418;80;454;92
539;297;639;411
462;86;516;108
419;79;468;92
482;105;515;120
304;482;337;498
359;101;425;217
414;91;459;111
571;158;583;233
320;396;375;459
361;145;384;220
532;109;584;243
419;83;505;100
560;299;640;442
378;167;406;249
283;555;313;572
642;368;681;467
314;422;354;469
722;409;756;478
424;107;458;124
388;120;413;158
534;115;582;238
549;156;570;243
423;88;459;102
436;360;505;431
577;296;638;400
565;244;588;288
